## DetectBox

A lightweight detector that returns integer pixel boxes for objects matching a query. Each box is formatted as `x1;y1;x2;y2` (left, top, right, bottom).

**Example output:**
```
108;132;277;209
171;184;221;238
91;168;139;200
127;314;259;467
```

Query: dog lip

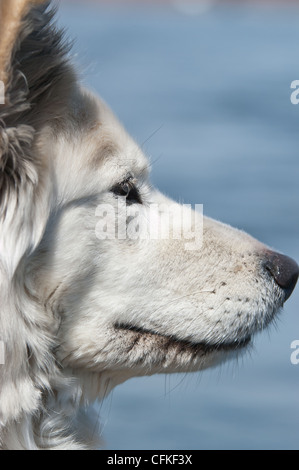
115;323;251;353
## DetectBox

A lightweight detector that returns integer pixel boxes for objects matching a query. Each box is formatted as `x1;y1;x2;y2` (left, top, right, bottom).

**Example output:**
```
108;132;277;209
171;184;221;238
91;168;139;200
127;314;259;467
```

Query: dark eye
111;178;142;205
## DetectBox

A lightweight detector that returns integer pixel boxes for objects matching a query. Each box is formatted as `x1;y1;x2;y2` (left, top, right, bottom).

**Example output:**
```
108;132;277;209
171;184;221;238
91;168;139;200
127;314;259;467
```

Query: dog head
0;0;298;448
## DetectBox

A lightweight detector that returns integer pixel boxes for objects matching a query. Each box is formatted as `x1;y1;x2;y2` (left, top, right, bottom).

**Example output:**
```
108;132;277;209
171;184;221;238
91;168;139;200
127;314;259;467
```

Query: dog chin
116;322;251;351
113;323;251;374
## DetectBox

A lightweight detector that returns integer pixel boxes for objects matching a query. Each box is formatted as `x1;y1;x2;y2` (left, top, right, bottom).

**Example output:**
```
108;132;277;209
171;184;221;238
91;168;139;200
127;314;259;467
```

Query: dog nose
264;251;299;301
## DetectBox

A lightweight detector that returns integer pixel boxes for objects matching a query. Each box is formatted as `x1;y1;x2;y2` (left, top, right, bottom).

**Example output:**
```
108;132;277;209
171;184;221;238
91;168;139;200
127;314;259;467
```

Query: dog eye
111;179;142;205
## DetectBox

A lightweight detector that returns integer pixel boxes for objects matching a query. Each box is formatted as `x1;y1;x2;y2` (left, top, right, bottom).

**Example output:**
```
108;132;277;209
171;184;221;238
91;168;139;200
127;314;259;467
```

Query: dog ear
0;0;51;277
0;0;74;276
0;0;45;85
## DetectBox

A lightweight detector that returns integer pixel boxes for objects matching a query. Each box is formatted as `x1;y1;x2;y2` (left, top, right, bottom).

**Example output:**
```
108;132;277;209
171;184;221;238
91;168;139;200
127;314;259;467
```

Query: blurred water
59;2;299;449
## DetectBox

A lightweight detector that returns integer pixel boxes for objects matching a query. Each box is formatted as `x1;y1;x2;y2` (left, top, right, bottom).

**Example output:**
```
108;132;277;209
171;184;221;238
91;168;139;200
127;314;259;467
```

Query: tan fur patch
0;0;45;84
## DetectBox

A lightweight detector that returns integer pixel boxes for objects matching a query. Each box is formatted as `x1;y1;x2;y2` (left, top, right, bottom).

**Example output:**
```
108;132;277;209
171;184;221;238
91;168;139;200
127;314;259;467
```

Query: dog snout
264;250;299;301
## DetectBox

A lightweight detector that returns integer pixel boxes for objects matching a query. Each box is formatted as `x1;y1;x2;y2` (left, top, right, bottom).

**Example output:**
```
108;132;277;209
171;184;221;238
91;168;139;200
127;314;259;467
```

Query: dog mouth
115;323;251;354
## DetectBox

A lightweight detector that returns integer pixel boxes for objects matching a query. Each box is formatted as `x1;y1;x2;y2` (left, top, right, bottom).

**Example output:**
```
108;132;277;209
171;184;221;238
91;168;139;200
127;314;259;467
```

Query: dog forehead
44;87;149;200
78;90;149;178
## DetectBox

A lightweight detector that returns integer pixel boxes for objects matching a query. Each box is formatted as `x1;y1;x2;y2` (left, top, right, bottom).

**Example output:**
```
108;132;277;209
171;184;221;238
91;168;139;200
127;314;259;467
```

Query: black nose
264;251;299;301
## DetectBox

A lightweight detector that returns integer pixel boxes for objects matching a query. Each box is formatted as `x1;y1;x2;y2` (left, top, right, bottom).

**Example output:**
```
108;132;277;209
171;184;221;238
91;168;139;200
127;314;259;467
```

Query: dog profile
0;0;298;450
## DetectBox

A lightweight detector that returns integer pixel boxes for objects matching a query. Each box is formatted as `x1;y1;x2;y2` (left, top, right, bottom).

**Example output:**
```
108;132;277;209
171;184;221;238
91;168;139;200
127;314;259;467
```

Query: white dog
0;0;298;450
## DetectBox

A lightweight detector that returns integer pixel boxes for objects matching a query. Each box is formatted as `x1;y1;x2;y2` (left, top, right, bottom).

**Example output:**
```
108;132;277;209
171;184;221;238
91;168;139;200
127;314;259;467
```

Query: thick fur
0;3;293;449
